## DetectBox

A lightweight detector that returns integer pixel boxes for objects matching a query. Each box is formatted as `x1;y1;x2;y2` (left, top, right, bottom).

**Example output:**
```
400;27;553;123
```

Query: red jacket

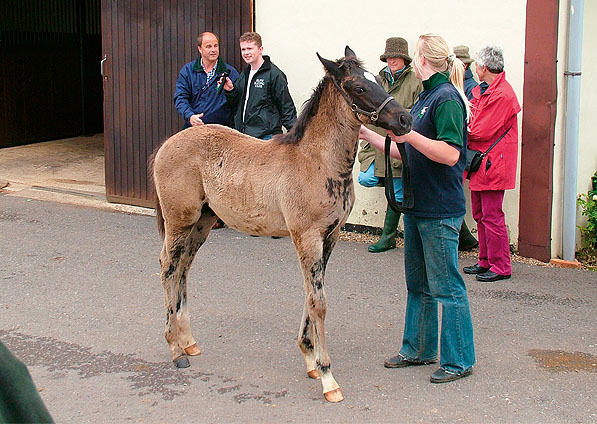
468;72;521;191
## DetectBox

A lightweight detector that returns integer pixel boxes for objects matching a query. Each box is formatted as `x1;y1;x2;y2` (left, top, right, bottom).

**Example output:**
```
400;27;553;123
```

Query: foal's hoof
324;388;344;403
307;369;321;379
184;343;201;356
173;355;190;368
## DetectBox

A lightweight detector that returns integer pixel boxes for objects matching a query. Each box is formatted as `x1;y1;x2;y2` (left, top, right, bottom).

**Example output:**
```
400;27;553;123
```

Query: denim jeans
357;163;404;201
399;214;476;374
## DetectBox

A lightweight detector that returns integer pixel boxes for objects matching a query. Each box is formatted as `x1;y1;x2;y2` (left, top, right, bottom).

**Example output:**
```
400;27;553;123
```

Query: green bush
577;171;597;251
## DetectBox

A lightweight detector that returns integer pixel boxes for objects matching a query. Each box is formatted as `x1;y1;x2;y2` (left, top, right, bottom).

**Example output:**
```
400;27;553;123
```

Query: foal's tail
148;151;165;240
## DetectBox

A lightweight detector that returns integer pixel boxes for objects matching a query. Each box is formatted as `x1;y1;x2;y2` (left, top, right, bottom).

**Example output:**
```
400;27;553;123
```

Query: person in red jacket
463;45;521;282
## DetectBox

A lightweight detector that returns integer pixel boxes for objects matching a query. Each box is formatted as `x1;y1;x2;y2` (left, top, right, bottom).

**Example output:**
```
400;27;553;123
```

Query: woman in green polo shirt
359;33;475;384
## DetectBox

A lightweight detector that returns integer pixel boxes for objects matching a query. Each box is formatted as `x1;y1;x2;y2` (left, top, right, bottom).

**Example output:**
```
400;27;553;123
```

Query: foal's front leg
298;303;319;379
294;228;343;402
174;215;216;358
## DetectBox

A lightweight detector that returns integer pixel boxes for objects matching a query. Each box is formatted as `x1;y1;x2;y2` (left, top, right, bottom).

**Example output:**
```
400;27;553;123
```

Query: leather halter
331;75;414;212
331;77;394;123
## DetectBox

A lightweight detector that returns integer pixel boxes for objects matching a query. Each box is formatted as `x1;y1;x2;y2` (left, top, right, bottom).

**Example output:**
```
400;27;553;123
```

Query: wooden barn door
101;0;252;207
0;0;103;148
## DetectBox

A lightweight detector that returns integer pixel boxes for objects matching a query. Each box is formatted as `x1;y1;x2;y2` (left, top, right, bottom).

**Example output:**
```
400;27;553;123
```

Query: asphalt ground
0;194;596;423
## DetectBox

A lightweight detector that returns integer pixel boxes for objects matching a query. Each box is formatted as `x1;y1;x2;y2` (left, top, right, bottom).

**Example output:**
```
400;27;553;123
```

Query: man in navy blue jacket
174;32;239;129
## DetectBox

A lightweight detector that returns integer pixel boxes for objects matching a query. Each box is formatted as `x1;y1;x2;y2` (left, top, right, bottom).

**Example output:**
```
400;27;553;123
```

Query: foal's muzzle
394;112;413;135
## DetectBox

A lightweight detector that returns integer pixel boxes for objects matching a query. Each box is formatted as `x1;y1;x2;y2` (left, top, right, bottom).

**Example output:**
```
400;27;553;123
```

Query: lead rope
384;135;414;212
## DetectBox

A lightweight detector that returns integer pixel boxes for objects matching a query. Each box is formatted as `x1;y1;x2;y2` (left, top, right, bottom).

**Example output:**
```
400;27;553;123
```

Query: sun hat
380;37;411;64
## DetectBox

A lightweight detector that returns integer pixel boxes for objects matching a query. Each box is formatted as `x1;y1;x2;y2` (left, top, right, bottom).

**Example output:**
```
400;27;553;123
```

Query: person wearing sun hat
358;37;422;253
453;45;478;101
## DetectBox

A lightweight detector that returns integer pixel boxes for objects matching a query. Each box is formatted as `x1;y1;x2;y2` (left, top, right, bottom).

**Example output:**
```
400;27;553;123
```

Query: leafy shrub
577;171;597;269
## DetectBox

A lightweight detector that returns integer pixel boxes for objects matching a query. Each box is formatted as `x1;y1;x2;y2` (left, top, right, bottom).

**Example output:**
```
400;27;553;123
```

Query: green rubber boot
369;207;401;253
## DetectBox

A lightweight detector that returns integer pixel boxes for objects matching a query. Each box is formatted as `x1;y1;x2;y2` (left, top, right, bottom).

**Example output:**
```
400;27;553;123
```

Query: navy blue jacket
174;57;239;127
406;72;467;218
463;67;479;101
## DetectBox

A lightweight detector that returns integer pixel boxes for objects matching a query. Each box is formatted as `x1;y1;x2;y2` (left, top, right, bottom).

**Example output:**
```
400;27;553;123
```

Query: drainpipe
562;0;584;261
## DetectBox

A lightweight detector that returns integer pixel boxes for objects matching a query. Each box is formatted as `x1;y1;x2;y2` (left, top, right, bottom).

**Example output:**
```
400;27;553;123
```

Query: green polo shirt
422;71;464;147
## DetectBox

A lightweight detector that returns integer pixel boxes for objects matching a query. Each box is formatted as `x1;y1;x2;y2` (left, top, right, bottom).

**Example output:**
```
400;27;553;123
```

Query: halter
331;78;394;123
331;75;413;212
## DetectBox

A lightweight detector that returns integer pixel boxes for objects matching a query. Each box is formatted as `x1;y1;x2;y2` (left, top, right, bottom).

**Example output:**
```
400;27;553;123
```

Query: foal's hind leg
294;226;343;402
160;231;190;368
160;233;190;368
160;208;217;367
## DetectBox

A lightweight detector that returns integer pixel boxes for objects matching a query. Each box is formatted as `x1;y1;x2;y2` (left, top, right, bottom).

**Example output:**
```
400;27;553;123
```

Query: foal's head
318;46;412;136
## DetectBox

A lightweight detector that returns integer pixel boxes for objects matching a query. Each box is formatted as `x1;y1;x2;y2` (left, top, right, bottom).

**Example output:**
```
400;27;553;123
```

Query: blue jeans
358;163;403;201
399;214;475;374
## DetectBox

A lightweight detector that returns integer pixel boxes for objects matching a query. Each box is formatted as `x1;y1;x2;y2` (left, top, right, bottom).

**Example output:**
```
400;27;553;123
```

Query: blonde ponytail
418;34;471;120
447;56;471;121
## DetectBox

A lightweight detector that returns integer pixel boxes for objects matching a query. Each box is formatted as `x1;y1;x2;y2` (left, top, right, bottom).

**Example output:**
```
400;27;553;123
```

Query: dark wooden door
101;0;252;207
0;0;103;148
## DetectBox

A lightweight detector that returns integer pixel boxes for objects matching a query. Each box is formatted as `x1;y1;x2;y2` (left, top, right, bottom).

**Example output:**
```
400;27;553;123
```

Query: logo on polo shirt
418;107;428;119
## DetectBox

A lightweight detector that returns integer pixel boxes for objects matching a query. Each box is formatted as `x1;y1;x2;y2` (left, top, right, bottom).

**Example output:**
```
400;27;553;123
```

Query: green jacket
358;64;422;176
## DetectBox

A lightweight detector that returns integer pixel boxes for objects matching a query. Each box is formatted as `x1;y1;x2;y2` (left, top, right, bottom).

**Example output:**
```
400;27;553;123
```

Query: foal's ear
317;53;344;80
345;46;357;58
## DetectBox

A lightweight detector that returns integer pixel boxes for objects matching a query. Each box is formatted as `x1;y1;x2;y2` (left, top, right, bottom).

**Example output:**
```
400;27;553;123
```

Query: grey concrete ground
1;137;596;422
1;194;596;423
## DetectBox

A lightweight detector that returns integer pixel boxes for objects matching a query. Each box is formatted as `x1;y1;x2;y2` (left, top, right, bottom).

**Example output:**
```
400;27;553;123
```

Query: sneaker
384;353;436;368
476;271;511;282
430;367;473;383
462;264;490;274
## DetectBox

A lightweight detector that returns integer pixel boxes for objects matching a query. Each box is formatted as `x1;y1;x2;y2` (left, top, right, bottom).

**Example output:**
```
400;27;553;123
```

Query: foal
151;47;412;402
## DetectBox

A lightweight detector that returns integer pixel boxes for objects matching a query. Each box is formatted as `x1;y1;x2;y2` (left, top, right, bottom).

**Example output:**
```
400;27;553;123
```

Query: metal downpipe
562;0;584;261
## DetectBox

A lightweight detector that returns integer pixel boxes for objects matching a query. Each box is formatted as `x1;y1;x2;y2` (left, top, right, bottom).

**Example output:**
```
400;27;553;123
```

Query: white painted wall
252;0;595;257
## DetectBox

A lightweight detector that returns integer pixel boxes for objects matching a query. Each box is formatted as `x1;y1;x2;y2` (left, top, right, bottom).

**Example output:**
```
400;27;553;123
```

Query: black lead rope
384;135;414;213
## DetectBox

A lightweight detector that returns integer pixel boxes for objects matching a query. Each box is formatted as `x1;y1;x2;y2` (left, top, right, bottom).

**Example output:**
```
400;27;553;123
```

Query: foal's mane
277;77;328;145
277;57;362;145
